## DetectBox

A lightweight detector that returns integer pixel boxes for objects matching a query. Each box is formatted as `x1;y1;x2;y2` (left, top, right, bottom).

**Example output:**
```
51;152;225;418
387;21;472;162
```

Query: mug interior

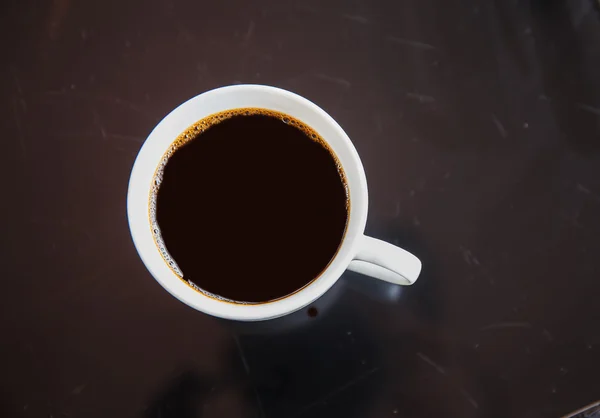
127;85;368;320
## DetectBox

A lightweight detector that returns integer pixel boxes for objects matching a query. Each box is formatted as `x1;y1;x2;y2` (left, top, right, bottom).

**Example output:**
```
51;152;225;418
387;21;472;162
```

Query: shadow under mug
127;85;422;321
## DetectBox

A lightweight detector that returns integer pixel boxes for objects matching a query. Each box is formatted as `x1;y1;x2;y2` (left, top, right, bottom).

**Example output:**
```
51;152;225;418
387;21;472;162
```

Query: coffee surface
154;109;348;303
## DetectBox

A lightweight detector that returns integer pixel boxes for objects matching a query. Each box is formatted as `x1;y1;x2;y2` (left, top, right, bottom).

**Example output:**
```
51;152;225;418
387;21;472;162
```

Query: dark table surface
2;0;600;417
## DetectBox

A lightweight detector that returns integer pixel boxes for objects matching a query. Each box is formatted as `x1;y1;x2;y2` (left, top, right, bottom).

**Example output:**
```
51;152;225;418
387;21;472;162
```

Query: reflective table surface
2;0;600;417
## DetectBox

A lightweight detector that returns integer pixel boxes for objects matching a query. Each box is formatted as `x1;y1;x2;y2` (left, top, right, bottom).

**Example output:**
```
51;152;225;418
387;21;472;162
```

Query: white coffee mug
127;85;421;321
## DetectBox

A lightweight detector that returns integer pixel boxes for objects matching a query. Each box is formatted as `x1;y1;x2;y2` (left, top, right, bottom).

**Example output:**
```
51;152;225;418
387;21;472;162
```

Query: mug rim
127;84;368;321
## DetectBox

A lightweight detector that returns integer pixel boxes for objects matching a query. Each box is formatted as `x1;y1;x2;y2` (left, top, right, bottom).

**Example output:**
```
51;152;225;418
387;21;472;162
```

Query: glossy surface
2;0;599;417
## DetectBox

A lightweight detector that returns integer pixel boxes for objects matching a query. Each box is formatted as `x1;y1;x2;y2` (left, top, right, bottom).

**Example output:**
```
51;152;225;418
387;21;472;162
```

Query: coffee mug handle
348;235;422;285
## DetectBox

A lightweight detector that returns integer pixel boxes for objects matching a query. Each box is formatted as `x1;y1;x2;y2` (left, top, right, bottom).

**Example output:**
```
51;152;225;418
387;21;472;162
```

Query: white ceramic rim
127;85;368;321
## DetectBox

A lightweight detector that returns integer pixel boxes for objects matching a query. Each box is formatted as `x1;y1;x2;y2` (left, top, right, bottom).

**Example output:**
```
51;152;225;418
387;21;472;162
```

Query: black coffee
152;108;348;303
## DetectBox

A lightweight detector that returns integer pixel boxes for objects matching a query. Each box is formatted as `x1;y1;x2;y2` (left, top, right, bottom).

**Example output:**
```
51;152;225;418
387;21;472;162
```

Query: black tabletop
2;0;600;417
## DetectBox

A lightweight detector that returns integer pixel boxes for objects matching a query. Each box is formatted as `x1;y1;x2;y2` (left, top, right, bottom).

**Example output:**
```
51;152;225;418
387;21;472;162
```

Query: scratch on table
92;109;107;139
111;96;147;113
314;73;352;89
406;92;435;103
293;367;380;417
417;352;446;375
71;384;86;395
387;36;435;50
460;388;479;409
12;98;27;159
459;245;480;266
342;14;370;24
53;131;144;144
480;322;533;331
576;183;600;201
19;98;28;112
243;21;255;44
373;112;383;132
43;90;150;116
491;113;507;138
254;390;266;418
11;65;23;95
108;133;144;143
233;334;265;418
560;210;582;228
233;335;250;375
576;103;600;116
542;328;554;342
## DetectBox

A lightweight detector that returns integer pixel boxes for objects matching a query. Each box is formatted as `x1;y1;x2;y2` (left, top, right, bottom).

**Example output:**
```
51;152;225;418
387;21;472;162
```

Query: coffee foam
148;107;349;304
